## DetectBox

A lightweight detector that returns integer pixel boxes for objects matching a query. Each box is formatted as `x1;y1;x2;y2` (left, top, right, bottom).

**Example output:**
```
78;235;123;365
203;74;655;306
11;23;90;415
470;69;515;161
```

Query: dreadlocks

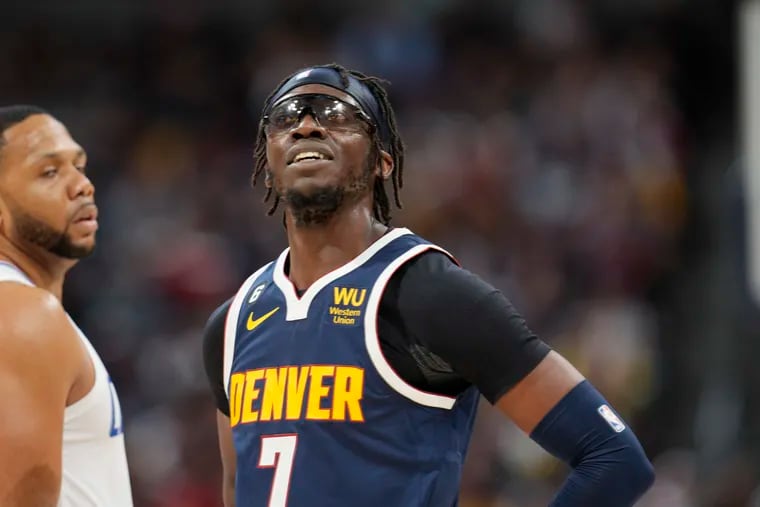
251;63;405;225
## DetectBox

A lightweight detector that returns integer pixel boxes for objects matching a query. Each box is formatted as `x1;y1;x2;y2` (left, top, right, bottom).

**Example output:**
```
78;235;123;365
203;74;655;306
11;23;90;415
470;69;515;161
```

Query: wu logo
333;287;367;307
108;377;124;437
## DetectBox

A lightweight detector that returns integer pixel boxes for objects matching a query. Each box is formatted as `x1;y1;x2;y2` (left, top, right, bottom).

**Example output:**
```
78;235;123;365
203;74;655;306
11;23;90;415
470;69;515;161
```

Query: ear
264;169;273;189
375;149;393;181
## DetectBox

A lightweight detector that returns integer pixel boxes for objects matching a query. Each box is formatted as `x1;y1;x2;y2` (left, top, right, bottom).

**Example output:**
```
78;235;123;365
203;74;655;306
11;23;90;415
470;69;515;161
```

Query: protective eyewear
263;94;375;136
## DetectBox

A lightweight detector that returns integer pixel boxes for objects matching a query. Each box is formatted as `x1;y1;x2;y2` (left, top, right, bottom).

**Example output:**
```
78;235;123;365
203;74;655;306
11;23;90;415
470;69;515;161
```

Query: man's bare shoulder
0;282;78;365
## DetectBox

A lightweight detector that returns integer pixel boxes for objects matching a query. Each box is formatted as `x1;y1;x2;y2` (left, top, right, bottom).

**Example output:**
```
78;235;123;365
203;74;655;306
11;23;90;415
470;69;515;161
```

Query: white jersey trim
364;243;458;410
0;261;133;506
0;261;33;286
223;262;273;399
273;227;413;321
63;318;105;417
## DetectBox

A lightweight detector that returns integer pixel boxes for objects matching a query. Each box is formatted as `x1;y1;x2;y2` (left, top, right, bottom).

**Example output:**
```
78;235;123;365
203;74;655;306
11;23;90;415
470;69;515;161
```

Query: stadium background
2;0;757;505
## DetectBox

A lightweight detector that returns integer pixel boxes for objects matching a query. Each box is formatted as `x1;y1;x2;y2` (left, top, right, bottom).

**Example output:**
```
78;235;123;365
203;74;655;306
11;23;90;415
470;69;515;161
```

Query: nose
68;168;95;200
290;113;326;140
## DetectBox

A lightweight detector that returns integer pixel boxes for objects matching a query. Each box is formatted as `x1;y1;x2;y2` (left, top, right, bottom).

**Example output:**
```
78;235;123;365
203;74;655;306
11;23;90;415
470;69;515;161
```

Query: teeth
293;151;326;162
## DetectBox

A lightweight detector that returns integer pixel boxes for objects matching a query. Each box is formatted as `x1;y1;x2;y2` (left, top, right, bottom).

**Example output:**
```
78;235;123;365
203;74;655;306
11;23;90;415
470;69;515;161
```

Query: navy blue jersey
222;228;480;507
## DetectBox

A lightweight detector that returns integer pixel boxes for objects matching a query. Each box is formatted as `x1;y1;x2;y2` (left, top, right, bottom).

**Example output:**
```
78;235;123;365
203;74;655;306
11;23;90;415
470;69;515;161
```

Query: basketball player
203;65;655;506
0;106;133;507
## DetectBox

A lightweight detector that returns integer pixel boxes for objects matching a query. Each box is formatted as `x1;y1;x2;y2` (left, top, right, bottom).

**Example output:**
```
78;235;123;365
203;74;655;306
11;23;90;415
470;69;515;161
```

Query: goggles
262;94;375;137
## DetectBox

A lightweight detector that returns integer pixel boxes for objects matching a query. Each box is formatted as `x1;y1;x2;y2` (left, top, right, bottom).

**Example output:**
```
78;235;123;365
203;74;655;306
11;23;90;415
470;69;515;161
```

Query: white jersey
0;262;133;507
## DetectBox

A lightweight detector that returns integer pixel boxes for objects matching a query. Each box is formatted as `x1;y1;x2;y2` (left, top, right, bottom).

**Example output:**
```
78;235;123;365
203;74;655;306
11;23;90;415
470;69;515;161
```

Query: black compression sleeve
202;297;233;416
391;252;551;404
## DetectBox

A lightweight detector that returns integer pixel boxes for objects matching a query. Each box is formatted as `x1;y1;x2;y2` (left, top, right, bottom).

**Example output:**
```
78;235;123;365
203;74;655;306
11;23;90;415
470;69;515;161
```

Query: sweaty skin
0;114;100;506
215;83;585;505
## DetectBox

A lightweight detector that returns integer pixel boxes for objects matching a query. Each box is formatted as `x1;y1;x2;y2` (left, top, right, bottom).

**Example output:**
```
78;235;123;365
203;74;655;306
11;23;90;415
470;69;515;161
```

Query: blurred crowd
2;0;754;505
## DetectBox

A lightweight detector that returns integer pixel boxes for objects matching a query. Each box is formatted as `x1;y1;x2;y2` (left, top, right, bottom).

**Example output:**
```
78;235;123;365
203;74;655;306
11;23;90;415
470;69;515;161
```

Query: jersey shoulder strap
222;261;274;399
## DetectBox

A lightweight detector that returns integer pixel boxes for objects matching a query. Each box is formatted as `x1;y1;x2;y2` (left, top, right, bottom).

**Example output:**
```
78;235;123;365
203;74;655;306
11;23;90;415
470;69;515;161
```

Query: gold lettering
329;307;361;317
285;366;310;420
306;366;334;420
260;368;287;421
332;366;365;422
228;372;245;427
350;289;367;307
241;369;265;423
333;287;353;306
232;364;366;425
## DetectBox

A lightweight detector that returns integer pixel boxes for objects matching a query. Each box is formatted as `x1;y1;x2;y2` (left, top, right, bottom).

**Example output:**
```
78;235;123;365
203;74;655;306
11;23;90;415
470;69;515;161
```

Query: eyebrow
36;149;87;162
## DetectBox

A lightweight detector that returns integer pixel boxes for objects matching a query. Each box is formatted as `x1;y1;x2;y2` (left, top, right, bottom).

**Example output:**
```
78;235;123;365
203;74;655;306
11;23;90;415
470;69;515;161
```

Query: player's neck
0;237;72;299
284;199;387;291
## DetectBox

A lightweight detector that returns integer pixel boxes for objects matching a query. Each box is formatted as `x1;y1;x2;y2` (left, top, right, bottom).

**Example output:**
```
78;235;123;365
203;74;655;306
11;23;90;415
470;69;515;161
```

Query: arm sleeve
391;251;551;404
530;380;656;505
202;297;233;416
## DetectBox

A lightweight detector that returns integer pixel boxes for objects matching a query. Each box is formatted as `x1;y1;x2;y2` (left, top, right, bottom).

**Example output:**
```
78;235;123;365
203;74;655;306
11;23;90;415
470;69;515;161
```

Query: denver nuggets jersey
0;262;133;507
223;228;480;507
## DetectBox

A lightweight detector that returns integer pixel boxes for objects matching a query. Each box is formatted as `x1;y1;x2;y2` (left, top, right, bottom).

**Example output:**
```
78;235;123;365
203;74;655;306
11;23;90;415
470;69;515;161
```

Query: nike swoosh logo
246;307;280;331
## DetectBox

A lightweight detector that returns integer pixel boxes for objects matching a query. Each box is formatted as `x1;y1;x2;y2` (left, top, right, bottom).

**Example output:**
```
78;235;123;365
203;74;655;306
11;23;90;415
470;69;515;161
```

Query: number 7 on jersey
258;434;298;507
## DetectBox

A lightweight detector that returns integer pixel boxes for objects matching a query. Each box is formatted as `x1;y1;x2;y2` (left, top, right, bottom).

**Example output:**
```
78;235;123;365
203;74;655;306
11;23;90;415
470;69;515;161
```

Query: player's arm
217;412;237;507
496;351;655;506
0;285;80;507
395;252;655;506
202;298;237;507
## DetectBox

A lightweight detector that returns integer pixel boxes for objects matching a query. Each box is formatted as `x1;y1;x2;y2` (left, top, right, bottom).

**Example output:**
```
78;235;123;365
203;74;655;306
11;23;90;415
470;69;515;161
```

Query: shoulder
387;249;498;306
381;248;504;335
0;283;80;377
0;282;72;338
204;298;232;345
202;297;232;372
202;297;234;414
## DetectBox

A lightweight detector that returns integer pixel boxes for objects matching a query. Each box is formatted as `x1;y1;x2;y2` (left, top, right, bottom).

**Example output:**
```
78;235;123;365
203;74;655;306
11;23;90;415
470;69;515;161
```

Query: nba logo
597;404;626;433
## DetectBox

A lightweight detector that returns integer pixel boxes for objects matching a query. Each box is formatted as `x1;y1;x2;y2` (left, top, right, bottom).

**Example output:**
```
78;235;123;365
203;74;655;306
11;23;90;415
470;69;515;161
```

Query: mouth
71;204;99;231
287;146;334;165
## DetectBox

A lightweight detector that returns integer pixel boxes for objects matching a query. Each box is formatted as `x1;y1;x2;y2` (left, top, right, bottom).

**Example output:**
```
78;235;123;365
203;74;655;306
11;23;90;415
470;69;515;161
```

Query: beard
279;157;375;227
13;209;94;259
